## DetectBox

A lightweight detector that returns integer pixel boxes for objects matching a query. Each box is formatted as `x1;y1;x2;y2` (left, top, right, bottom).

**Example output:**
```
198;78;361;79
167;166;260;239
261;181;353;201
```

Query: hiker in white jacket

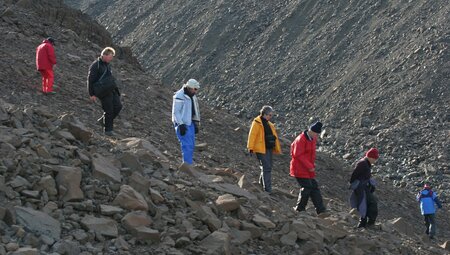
172;79;201;165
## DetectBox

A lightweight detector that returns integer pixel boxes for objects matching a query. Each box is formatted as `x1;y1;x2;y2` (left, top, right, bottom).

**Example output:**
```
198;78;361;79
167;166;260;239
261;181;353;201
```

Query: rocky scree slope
66;0;450;199
1;0;450;254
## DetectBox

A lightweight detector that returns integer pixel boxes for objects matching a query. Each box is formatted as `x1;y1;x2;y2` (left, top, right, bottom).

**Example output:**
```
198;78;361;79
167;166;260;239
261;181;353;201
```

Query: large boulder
215;194;240;212
113;185;148;211
199;231;231;255
55;166;84;202
81;215;118;237
91;153;122;183
15;206;61;239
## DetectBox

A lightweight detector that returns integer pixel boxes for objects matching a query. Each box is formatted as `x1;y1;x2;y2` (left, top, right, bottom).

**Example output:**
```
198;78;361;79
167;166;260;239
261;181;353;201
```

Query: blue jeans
256;150;273;192
175;124;195;164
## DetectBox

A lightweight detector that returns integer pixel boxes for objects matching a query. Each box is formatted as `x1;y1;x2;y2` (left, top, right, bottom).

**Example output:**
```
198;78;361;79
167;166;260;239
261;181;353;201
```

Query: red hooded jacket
36;40;56;70
290;131;317;179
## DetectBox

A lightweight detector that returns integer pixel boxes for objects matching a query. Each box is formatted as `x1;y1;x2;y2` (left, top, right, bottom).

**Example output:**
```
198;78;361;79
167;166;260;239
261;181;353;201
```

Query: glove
194;121;199;134
179;124;187;136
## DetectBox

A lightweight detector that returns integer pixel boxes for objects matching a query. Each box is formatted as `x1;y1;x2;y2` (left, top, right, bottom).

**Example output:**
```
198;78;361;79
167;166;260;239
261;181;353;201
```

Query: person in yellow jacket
247;106;281;193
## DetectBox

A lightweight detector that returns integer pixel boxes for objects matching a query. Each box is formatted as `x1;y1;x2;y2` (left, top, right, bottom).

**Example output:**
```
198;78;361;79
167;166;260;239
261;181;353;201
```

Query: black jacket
87;57;118;97
350;158;372;183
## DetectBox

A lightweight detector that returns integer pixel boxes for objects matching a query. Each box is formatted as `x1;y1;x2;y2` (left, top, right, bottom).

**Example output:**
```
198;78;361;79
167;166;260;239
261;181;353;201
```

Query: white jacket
172;88;200;126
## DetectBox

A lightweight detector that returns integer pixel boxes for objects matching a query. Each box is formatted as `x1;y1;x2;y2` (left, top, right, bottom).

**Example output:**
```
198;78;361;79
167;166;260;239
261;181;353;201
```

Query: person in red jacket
290;121;326;214
36;37;57;94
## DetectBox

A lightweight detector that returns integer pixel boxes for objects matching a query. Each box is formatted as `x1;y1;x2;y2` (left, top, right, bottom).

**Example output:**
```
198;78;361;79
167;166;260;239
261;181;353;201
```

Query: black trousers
294;178;326;214
100;91;122;132
360;191;378;226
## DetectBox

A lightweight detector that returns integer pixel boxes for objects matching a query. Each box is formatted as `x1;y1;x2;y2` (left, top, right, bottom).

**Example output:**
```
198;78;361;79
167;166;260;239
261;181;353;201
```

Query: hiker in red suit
290;121;327;215
36;37;57;94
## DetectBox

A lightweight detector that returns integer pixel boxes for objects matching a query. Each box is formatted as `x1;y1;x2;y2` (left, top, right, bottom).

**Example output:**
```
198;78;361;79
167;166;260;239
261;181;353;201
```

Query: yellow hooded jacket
247;116;281;154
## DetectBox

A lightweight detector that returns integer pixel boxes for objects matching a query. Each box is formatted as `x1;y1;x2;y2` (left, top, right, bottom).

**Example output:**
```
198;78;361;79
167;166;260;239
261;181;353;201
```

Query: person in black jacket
87;47;122;136
349;148;379;228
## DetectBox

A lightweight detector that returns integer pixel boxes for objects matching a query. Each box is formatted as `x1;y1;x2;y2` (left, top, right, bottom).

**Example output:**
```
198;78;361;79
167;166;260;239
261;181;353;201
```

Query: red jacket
290;131;317;179
36;40;56;70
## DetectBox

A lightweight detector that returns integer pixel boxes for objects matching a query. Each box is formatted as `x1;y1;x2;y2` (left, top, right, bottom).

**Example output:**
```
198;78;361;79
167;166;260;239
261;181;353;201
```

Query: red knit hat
366;148;379;159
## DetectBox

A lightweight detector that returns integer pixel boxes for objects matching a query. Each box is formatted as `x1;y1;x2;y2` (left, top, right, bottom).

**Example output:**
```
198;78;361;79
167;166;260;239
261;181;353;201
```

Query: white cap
185;79;200;89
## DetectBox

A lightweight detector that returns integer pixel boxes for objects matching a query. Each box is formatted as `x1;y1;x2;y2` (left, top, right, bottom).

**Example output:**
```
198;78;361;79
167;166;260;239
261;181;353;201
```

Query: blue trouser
256;150;273;192
175;124;195;164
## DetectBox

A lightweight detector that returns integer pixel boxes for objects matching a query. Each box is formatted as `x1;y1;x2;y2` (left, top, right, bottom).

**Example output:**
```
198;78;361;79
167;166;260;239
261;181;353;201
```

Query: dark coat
87;57;119;97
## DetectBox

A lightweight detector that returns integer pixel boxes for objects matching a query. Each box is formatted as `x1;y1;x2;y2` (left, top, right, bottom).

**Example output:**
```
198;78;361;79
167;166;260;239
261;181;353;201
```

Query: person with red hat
417;183;442;239
36;37;57;94
349;148;379;228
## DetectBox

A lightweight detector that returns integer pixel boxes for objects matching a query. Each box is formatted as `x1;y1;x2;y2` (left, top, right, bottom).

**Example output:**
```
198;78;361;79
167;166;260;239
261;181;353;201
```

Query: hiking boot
104;131;115;136
178;162;199;177
357;218;367;228
317;210;331;218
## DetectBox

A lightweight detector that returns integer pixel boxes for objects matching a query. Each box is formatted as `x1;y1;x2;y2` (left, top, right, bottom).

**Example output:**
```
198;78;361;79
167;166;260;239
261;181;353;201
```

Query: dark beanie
310;121;322;133
46;37;55;45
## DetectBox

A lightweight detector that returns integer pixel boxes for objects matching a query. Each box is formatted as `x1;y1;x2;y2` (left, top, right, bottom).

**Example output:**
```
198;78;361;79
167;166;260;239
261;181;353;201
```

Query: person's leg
358;217;367;228
428;214;436;238
366;192;378;225
424;215;430;235
112;92;122;120
257;150;273;192
46;69;54;92
100;95;114;132
176;124;195;164
294;178;313;211
39;70;47;93
309;179;326;214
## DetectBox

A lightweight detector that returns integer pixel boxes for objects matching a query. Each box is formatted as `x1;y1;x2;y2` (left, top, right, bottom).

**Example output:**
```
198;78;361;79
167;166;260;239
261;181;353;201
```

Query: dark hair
259;105;273;116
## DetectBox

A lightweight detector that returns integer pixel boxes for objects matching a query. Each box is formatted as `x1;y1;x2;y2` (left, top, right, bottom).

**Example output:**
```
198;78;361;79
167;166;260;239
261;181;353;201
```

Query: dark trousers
100;91;122;132
256;150;273;193
294;178;326;214
360;191;378;227
424;214;436;238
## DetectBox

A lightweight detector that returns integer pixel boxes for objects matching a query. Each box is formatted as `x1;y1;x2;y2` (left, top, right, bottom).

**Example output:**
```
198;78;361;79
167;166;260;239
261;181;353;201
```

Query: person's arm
292;137;314;170
87;61;99;98
433;193;443;208
350;161;364;183
48;45;56;65
172;96;185;125
247;121;258;153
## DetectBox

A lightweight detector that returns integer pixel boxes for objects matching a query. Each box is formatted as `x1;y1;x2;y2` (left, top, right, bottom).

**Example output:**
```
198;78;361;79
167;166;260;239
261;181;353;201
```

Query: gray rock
280;231;297;246
252;214;276;229
119;152;143;172
9;176;31;189
55;166;84;202
9;247;38;255
215;194;240;212
113;185;148;211
175;236;191;248
133;226;160;242
128;171;150;194
199;231;231;255
121;211;153;233
81;215;118;238
91;153;122;183
15;206;61;239
52;240;81;255
99;204;124;216
60;115;92;143
35;175;58;196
